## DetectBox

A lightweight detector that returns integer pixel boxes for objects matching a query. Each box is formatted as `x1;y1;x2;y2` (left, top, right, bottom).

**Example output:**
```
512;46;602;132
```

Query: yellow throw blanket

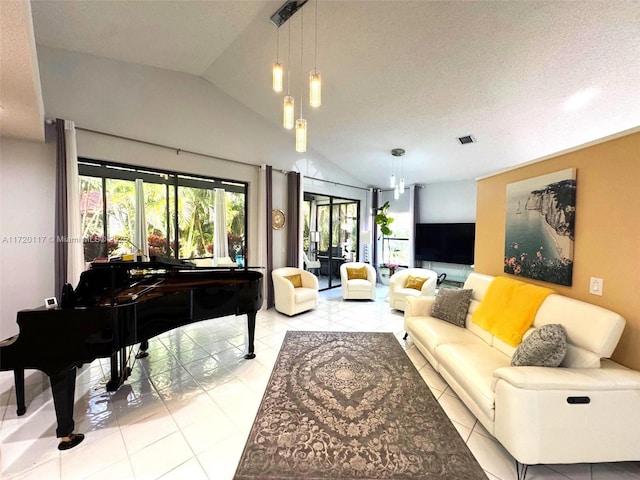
472;277;555;346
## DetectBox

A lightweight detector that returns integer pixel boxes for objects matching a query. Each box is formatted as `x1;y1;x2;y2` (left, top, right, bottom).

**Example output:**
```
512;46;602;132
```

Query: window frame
78;158;249;262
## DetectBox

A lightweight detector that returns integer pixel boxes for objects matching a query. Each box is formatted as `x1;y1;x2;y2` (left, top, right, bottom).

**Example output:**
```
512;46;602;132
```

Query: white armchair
271;267;319;316
339;262;376;300
388;268;438;311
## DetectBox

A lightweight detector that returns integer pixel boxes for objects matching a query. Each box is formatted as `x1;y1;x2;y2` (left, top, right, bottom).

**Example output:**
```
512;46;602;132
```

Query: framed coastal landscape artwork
504;168;577;286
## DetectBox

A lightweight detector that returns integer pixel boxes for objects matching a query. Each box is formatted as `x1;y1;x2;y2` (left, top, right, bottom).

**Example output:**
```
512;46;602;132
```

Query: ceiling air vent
457;135;475;145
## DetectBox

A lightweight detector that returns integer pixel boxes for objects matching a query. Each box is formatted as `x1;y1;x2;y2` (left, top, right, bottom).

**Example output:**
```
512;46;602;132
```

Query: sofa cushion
432;289;473;327
534;294;625;359
346;266;368;280
404;275;427;290
405;315;482;354
395;287;422;298
511;324;567;367
436;343;512;419
294;287;319;303
347;278;373;291
284;273;303;288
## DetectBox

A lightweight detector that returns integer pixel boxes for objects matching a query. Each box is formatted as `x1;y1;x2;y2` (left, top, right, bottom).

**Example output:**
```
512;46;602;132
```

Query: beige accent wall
475;130;640;369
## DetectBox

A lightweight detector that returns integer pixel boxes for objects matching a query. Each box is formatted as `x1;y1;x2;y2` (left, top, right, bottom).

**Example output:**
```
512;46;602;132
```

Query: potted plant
374;201;394;236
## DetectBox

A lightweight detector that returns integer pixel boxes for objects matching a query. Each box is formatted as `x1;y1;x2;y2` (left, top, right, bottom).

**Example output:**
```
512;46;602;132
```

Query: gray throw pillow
431;289;473;327
511;324;567;367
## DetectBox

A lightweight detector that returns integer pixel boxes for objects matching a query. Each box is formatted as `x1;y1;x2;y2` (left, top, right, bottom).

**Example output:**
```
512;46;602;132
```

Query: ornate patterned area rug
234;331;486;479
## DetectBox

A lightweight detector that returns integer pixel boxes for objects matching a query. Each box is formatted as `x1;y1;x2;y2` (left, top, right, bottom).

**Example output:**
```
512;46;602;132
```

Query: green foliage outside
79;175;245;261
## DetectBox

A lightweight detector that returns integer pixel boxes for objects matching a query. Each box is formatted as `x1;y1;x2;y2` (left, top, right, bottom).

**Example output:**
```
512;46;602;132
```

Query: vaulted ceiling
3;1;640;187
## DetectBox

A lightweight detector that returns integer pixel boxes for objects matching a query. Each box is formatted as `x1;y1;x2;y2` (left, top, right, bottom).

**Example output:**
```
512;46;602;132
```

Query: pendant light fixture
389;153;396;188
272;26;283;93
309;0;321;108
399;154;405;194
296;8;307;152
283;20;295;130
391;148;405;195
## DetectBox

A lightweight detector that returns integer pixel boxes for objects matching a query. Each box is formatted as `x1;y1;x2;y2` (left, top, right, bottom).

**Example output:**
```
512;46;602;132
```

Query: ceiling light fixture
309;0;321;108
283;20;295;129
391;148;405;198
271;0;319;152
295;8;307;153
272;27;283;93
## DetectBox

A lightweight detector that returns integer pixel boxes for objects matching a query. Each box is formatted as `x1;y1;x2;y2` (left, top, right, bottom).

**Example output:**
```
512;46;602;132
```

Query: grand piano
0;259;263;449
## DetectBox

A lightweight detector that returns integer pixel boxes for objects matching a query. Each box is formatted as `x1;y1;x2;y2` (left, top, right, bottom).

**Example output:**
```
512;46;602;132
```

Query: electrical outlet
589;277;603;296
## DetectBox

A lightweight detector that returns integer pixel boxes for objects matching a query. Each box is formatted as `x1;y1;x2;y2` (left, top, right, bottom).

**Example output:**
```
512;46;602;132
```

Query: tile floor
1;287;639;480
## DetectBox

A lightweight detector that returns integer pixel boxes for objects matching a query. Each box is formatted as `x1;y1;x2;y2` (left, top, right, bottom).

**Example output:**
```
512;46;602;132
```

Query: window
78;160;247;263
382;211;411;267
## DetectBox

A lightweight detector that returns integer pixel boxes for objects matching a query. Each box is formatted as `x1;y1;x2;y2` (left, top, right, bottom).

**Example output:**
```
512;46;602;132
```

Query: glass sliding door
304;192;360;291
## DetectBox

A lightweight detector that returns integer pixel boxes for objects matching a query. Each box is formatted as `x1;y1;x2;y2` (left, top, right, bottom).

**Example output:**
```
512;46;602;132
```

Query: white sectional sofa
404;272;640;474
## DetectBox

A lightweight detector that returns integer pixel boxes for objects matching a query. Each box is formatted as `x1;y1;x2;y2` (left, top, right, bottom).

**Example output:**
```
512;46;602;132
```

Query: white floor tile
128;431;194;479
5;457;61;480
120;409;179;455
60;430;128;480
82;458;134;480
158;457;209;480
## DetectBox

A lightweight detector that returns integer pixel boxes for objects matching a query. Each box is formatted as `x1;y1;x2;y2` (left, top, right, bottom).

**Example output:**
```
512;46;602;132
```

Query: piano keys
0;260;263;450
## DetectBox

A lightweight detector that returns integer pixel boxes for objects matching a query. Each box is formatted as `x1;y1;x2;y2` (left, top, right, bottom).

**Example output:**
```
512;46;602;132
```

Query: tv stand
438;279;464;290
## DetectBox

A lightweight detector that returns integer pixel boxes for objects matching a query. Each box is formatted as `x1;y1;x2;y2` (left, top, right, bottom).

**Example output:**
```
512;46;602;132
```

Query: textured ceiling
0;0;44;142
9;1;640;187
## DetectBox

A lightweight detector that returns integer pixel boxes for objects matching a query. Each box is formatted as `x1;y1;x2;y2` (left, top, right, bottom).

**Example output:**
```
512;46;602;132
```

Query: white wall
420;180;477;222
0;135;56;339
38;46;364;188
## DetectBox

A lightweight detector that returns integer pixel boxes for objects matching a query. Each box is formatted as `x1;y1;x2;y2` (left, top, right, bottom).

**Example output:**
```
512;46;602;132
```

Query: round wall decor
272;209;286;229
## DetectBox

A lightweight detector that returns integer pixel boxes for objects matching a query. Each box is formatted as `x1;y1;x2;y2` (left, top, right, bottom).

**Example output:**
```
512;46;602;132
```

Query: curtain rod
68;124;383;192
303;175;371;192
74;126;259;169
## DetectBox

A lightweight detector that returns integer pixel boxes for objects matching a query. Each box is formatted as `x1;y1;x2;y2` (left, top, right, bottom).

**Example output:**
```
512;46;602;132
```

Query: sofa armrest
493;363;640;392
493;361;640;465
388;272;406;294
404;295;436;318
300;270;319;289
419;276;437;296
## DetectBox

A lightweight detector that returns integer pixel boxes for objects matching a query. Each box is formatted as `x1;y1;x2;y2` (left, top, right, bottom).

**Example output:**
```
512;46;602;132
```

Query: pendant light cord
299;8;304;118
287;21;291;95
314;0;318;72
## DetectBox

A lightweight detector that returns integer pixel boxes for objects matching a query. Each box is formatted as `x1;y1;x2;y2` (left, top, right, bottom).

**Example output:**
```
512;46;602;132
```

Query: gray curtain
286;172;301;267
54;118;68;298
372;189;379;272
409;185;420;267
266;166;274;309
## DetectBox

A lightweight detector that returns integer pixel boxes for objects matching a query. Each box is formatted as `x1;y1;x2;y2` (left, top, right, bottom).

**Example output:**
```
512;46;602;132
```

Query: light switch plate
589;277;603;296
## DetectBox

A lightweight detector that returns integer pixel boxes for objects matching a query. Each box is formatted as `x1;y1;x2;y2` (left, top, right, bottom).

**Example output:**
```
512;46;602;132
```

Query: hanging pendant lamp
283;21;294;130
391;148;405;194
309;0;321;108
296;8;307;152
272;26;283;92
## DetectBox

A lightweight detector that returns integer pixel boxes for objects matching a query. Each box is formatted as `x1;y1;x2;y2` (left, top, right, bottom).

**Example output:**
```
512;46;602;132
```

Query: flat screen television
415;223;475;265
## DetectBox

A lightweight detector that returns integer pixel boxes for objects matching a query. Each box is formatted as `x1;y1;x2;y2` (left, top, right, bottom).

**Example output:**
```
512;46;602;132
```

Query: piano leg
49;369;82;441
244;311;256;359
135;339;149;359
14;368;26;416
106;350;120;391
